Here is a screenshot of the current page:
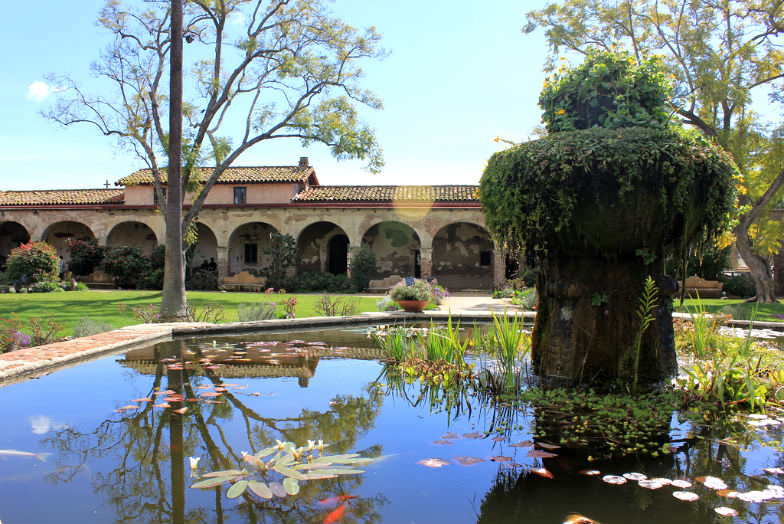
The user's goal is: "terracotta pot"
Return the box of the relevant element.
[396,299,430,313]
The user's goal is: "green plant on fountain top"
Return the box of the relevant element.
[191,439,374,500]
[479,50,738,387]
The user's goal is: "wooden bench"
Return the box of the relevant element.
[221,271,266,292]
[684,275,723,299]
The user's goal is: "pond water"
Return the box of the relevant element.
[1,326,783,524]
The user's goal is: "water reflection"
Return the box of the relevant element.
[43,339,386,523]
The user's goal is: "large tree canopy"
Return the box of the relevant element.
[47,0,385,315]
[524,0,784,301]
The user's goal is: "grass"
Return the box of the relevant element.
[673,298,784,322]
[0,291,380,337]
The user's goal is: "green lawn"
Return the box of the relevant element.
[673,298,784,322]
[0,291,381,337]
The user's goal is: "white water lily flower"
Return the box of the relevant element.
[189,456,200,470]
[307,440,316,451]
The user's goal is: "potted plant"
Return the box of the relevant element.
[389,279,432,312]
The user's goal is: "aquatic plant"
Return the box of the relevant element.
[373,326,416,363]
[191,440,375,500]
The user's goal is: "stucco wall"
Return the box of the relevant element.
[124,183,300,206]
[432,222,494,289]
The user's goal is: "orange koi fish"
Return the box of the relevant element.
[323,503,347,524]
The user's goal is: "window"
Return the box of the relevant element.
[153,187,167,206]
[234,186,247,204]
[244,243,258,264]
[480,250,492,266]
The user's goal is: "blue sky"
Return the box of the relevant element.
[0,0,550,190]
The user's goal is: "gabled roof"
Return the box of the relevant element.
[0,189,124,206]
[292,185,480,203]
[116,166,316,186]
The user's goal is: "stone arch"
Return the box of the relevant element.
[432,222,495,289]
[296,221,349,275]
[227,222,279,275]
[106,221,158,253]
[0,221,31,267]
[361,221,422,279]
[188,223,218,269]
[41,221,95,260]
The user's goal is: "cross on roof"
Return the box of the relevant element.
[104,180,110,189]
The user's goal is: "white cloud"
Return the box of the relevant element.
[26,81,64,102]
[29,415,52,434]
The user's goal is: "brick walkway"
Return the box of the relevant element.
[0,323,193,383]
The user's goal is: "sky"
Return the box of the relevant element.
[0,0,551,191]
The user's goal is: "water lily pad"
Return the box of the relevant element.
[510,440,534,448]
[453,456,484,466]
[442,432,460,439]
[672,491,699,502]
[622,472,647,481]
[201,469,246,478]
[302,472,339,480]
[283,477,300,496]
[638,479,667,490]
[697,476,728,490]
[716,489,738,498]
[227,480,249,499]
[531,467,554,479]
[535,442,560,451]
[432,439,454,446]
[671,480,692,489]
[491,436,506,442]
[714,507,738,517]
[527,450,558,459]
[602,475,627,485]
[490,455,511,462]
[269,481,288,498]
[273,466,308,481]
[579,470,601,476]
[248,480,273,499]
[463,432,484,439]
[191,476,234,489]
[418,458,450,468]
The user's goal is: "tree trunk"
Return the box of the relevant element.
[733,167,784,303]
[161,0,187,319]
[531,252,678,387]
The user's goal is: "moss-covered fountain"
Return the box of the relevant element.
[480,51,738,387]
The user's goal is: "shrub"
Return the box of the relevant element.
[430,281,449,305]
[720,273,756,298]
[6,241,59,284]
[185,303,225,324]
[74,281,90,291]
[519,267,539,288]
[293,271,352,292]
[512,288,538,310]
[66,239,105,276]
[31,280,66,293]
[187,268,220,290]
[264,233,299,289]
[350,245,376,291]
[101,245,151,288]
[314,296,359,317]
[237,302,277,321]
[73,315,114,338]
[390,279,432,301]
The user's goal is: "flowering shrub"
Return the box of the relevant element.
[122,303,161,323]
[101,246,152,288]
[430,280,449,305]
[280,297,297,319]
[6,242,59,284]
[66,239,105,276]
[0,314,63,352]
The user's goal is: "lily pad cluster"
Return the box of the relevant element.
[191,440,374,500]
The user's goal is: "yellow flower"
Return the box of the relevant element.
[494,136,500,143]
[555,109,566,115]
[669,73,676,80]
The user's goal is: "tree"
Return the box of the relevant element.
[524,0,784,302]
[47,0,384,316]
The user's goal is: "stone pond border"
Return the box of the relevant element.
[0,309,779,387]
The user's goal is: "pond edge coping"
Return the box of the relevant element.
[0,309,780,387]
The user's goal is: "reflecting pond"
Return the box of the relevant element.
[0,327,783,523]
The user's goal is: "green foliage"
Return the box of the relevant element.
[480,127,737,259]
[481,311,531,392]
[540,50,672,133]
[101,245,153,289]
[72,315,114,338]
[511,288,538,310]
[631,276,658,393]
[313,296,359,317]
[186,268,219,291]
[6,242,59,284]
[389,279,432,301]
[264,233,299,289]
[66,239,105,276]
[236,302,278,322]
[349,244,376,291]
[720,273,756,298]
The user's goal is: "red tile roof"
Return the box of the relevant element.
[0,189,124,206]
[117,166,315,186]
[292,185,479,202]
